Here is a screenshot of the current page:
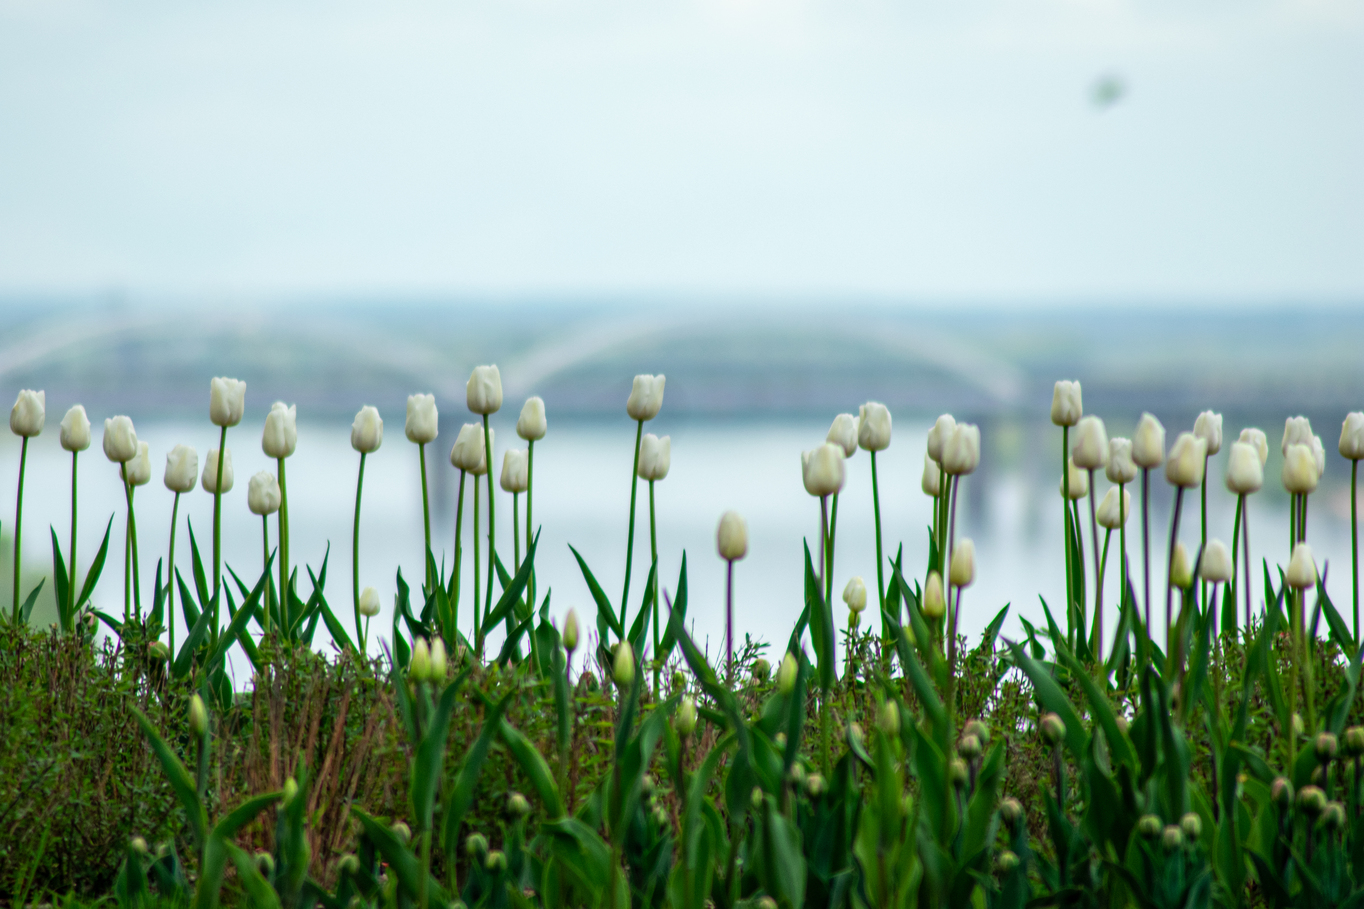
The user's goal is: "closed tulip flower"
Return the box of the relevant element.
[942,423,981,475]
[843,576,867,613]
[1072,416,1108,470]
[802,443,846,497]
[1226,441,1264,494]
[676,697,698,736]
[717,510,748,561]
[1283,416,1313,455]
[1311,435,1326,478]
[1287,542,1317,589]
[261,402,297,458]
[927,414,956,463]
[410,638,432,681]
[359,586,381,617]
[626,374,665,421]
[1097,486,1132,529]
[60,404,91,452]
[9,389,44,437]
[103,416,138,463]
[950,539,976,588]
[1165,433,1208,488]
[470,428,494,476]
[637,433,671,481]
[826,414,858,458]
[921,452,942,496]
[201,448,233,493]
[1061,457,1088,499]
[1133,413,1166,469]
[405,393,438,444]
[563,607,580,651]
[1200,539,1232,583]
[858,402,891,452]
[1341,413,1364,460]
[248,471,281,515]
[613,641,636,687]
[209,377,246,428]
[350,405,383,453]
[517,396,547,441]
[1051,380,1082,427]
[1194,411,1223,455]
[1169,543,1193,589]
[500,449,529,493]
[450,423,487,472]
[1107,438,1137,484]
[467,365,503,415]
[127,441,152,487]
[1283,443,1319,494]
[164,445,198,493]
[922,571,945,620]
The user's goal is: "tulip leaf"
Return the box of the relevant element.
[804,541,835,693]
[352,807,446,906]
[206,552,272,672]
[173,598,215,678]
[188,520,211,607]
[75,515,114,611]
[50,527,69,628]
[411,667,471,832]
[18,578,44,624]
[497,715,564,819]
[486,530,539,630]
[225,842,282,909]
[444,692,513,872]
[570,543,623,639]
[130,705,206,849]
[657,553,688,661]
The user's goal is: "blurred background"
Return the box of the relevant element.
[0,0,1361,666]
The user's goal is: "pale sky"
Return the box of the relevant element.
[0,0,1360,301]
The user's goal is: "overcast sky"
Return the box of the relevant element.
[0,0,1360,303]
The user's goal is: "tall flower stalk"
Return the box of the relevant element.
[122,442,151,623]
[350,405,384,651]
[163,444,198,651]
[199,445,233,640]
[1051,382,1082,632]
[941,422,980,669]
[1106,437,1137,650]
[467,366,504,645]
[262,402,297,618]
[406,394,439,590]
[858,403,892,648]
[103,416,139,625]
[621,375,664,635]
[450,422,486,641]
[717,511,748,675]
[517,397,547,609]
[1073,415,1108,658]
[9,389,43,621]
[1341,413,1364,641]
[208,377,246,597]
[1226,432,1265,633]
[59,405,90,632]
[637,433,670,693]
[1193,411,1223,615]
[1133,413,1166,635]
[1164,432,1207,646]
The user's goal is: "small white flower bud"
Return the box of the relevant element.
[1169,543,1192,589]
[626,374,665,421]
[517,396,547,441]
[126,441,152,487]
[927,414,956,462]
[802,443,845,497]
[1071,416,1108,470]
[359,586,381,618]
[467,365,503,415]
[1193,411,1223,455]
[209,377,246,428]
[60,404,91,452]
[942,424,980,476]
[922,572,945,620]
[1239,427,1269,466]
[350,406,383,454]
[717,511,748,561]
[405,393,439,444]
[1342,413,1364,461]
[103,415,138,463]
[201,448,233,493]
[1200,539,1232,583]
[9,389,44,437]
[450,423,487,472]
[562,608,580,651]
[613,641,636,687]
[1061,457,1088,500]
[637,434,671,481]
[1096,486,1131,529]
[842,576,867,613]
[777,652,798,695]
[410,638,432,681]
[1165,433,1208,488]
[1225,441,1264,495]
[921,452,942,497]
[189,694,209,737]
[676,697,698,736]
[1287,543,1317,590]
[1050,381,1082,427]
[1106,437,1137,484]
[826,413,858,458]
[262,402,298,459]
[500,449,529,493]
[247,471,281,515]
[857,402,891,452]
[429,637,447,683]
[1283,416,1313,456]
[949,539,975,588]
[1132,413,1166,469]
[1282,443,1319,494]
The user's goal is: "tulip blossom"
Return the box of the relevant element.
[127,441,152,487]
[209,377,246,428]
[201,449,234,493]
[717,511,748,561]
[467,365,503,415]
[1097,487,1132,530]
[927,414,956,462]
[262,402,298,459]
[1051,381,1082,427]
[626,374,665,421]
[1061,458,1088,500]
[248,471,281,516]
[1283,416,1313,456]
[1072,416,1108,470]
[103,416,138,463]
[1165,433,1208,489]
[60,405,91,452]
[405,393,439,445]
[802,444,845,497]
[517,397,547,441]
[1283,444,1319,495]
[10,389,44,438]
[921,452,941,496]
[637,434,672,481]
[1226,442,1263,494]
[1133,414,1166,469]
[826,414,857,458]
[857,402,891,452]
[1201,539,1232,583]
[1106,438,1136,484]
[942,424,980,476]
[950,540,976,588]
[1287,543,1317,590]
[351,406,383,453]
[500,449,529,493]
[1193,411,1223,456]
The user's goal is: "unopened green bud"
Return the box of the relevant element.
[641,775,656,796]
[848,723,865,749]
[671,670,686,692]
[788,762,806,788]
[1040,713,1066,746]
[959,734,982,761]
[189,694,209,737]
[563,608,580,652]
[613,642,636,688]
[999,798,1023,829]
[751,786,764,810]
[923,572,945,620]
[950,758,968,787]
[777,653,798,695]
[410,639,431,682]
[1323,801,1346,830]
[756,897,778,909]
[429,638,447,684]
[1180,812,1201,841]
[1161,825,1183,851]
[148,641,169,662]
[1272,777,1293,808]
[130,836,148,855]
[507,792,530,818]
[675,697,698,737]
[282,777,299,807]
[996,850,1019,873]
[879,700,900,738]
[774,732,787,750]
[1298,785,1327,815]
[752,658,770,683]
[1316,732,1339,762]
[1292,713,1305,738]
[255,851,275,877]
[654,806,670,827]
[465,832,488,858]
[1137,814,1162,839]
[485,850,506,872]
[1346,726,1364,756]
[391,821,411,845]
[806,773,826,798]
[337,854,360,876]
[1115,715,1130,736]
[963,719,990,747]
[902,624,916,649]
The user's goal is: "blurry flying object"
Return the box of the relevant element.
[1091,73,1127,110]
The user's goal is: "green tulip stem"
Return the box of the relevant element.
[870,450,886,655]
[482,414,496,635]
[1241,495,1252,633]
[1200,454,1209,617]
[1118,481,1127,650]
[1165,486,1185,653]
[649,478,659,698]
[473,478,481,652]
[167,490,180,654]
[725,559,735,678]
[419,442,431,591]
[1087,468,1101,662]
[68,449,79,631]
[1061,425,1071,638]
[276,456,289,632]
[11,435,26,623]
[1354,459,1360,643]
[1229,495,1243,638]
[452,469,466,639]
[122,465,131,626]
[261,514,270,578]
[946,475,961,684]
[526,439,535,610]
[212,425,227,598]
[1141,467,1151,637]
[827,492,839,609]
[513,491,521,572]
[621,419,643,635]
[352,451,367,652]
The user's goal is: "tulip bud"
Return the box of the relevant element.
[465,365,504,415]
[927,414,956,462]
[1137,814,1162,839]
[130,835,149,855]
[826,413,858,458]
[1312,434,1326,478]
[9,389,44,437]
[1323,801,1346,831]
[787,760,803,786]
[996,850,1019,873]
[465,832,488,858]
[1287,542,1317,589]
[1298,785,1326,815]
[1061,457,1088,500]
[500,448,529,493]
[359,586,381,618]
[1072,416,1108,470]
[842,576,867,614]
[1000,797,1023,828]
[878,699,900,737]
[410,638,432,681]
[1050,380,1082,427]
[1161,825,1183,851]
[507,791,531,817]
[450,423,487,472]
[1040,712,1065,746]
[751,786,764,811]
[148,640,169,661]
[1165,433,1208,488]
[1235,427,1268,466]
[1283,416,1313,455]
[963,719,990,746]
[1132,413,1166,469]
[752,658,770,683]
[1345,726,1364,756]
[189,694,208,737]
[613,641,635,688]
[126,441,152,487]
[562,608,580,652]
[1282,443,1318,494]
[405,393,439,445]
[1104,437,1136,485]
[209,377,246,428]
[1178,812,1201,841]
[1096,486,1131,530]
[676,696,698,737]
[1225,441,1264,494]
[261,402,298,459]
[1168,543,1192,590]
[1316,732,1339,761]
[517,396,547,441]
[1193,411,1223,455]
[103,416,138,463]
[716,510,748,561]
[1272,777,1293,807]
[1199,539,1232,583]
[1115,715,1129,735]
[1341,413,1364,461]
[959,734,981,760]
[59,404,91,452]
[282,776,299,807]
[637,434,671,481]
[950,758,968,787]
[248,471,281,516]
[484,849,507,872]
[756,897,777,909]
[391,821,412,844]
[921,452,942,497]
[950,539,976,588]
[201,448,233,494]
[429,638,447,682]
[858,402,892,452]
[626,373,665,421]
[1293,712,1305,738]
[806,773,826,798]
[942,423,981,476]
[777,653,798,695]
[350,405,383,454]
[802,443,845,497]
[164,444,198,493]
[923,572,945,620]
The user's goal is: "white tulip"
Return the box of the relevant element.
[1238,427,1269,466]
[517,396,547,441]
[927,414,956,463]
[626,374,665,421]
[1132,413,1166,469]
[843,576,867,613]
[9,389,44,437]
[1072,416,1108,470]
[637,433,671,481]
[1282,443,1318,494]
[351,405,383,453]
[201,448,234,493]
[1282,416,1313,456]
[470,429,494,476]
[1165,433,1208,488]
[826,414,858,458]
[164,444,199,493]
[467,365,503,415]
[922,571,945,620]
[1225,441,1263,494]
[858,402,892,452]
[248,470,281,515]
[59,404,91,452]
[1193,411,1223,455]
[1051,380,1082,427]
[1286,543,1317,589]
[1061,457,1088,499]
[261,402,297,459]
[126,441,152,487]
[1311,435,1326,478]
[802,443,845,497]
[921,452,942,497]
[405,393,439,444]
[103,416,138,463]
[1200,539,1232,583]
[1169,543,1193,589]
[1096,486,1132,529]
[450,423,487,472]
[942,423,980,476]
[500,448,529,493]
[1106,438,1137,484]
[359,586,382,617]
[717,511,748,561]
[949,539,976,588]
[209,377,246,428]
[1341,413,1364,461]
